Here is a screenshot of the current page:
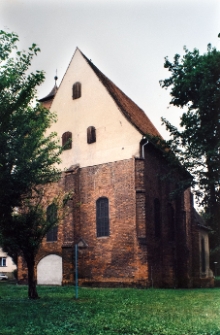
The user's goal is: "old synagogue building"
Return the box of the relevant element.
[17,48,213,288]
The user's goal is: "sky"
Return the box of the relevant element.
[1,0,220,138]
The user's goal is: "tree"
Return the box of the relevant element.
[0,30,62,298]
[1,190,68,299]
[159,44,220,262]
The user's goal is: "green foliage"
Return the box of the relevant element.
[0,30,61,224]
[0,285,220,335]
[159,44,220,258]
[3,194,57,260]
[0,30,62,298]
[160,45,220,205]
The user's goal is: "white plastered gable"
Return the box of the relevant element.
[48,48,142,170]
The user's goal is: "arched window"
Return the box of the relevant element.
[201,238,206,273]
[72,82,81,99]
[46,203,58,242]
[87,126,96,144]
[154,198,161,238]
[62,131,72,150]
[167,203,175,241]
[96,197,109,237]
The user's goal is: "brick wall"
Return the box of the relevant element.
[17,146,214,287]
[76,158,148,286]
[135,158,146,239]
[17,177,65,284]
[143,143,193,287]
[18,158,150,286]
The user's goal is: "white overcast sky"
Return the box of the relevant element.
[1,0,220,138]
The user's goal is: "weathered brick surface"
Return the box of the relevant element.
[143,144,175,287]
[143,143,213,288]
[17,149,213,288]
[135,158,145,190]
[17,158,149,286]
[17,177,65,283]
[135,158,146,239]
[77,158,148,286]
[136,192,146,238]
[62,246,74,284]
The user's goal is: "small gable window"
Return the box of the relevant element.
[62,131,72,150]
[87,126,96,144]
[154,198,161,238]
[46,203,58,242]
[72,82,81,99]
[96,197,109,237]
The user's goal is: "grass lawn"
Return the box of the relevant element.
[0,284,220,335]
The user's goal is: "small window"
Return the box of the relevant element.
[62,131,72,150]
[72,82,81,99]
[201,238,206,273]
[96,197,109,237]
[87,126,96,144]
[46,226,58,242]
[0,257,6,267]
[154,198,161,238]
[46,204,58,242]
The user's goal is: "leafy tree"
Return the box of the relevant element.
[0,30,62,298]
[2,190,68,299]
[159,44,220,263]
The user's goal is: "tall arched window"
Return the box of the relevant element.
[154,198,161,238]
[167,203,175,241]
[72,82,81,99]
[96,197,109,237]
[201,238,206,273]
[46,203,58,242]
[62,131,72,150]
[87,126,96,144]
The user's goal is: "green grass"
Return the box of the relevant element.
[0,284,220,335]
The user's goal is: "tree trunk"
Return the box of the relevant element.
[27,260,39,299]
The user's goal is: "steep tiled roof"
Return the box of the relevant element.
[80,50,161,137]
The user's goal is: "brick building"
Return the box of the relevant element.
[18,48,213,288]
